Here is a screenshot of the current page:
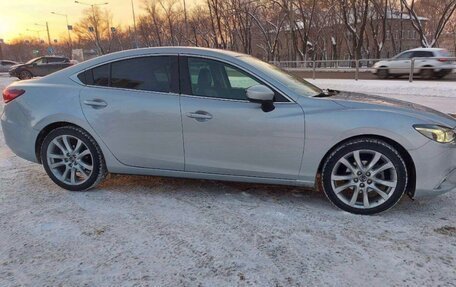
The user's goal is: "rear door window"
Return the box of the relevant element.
[412,51,433,58]
[77,56,177,92]
[111,57,172,93]
[47,57,66,63]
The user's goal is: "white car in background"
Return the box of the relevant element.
[372,48,454,79]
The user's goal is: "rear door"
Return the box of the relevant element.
[179,56,305,179]
[412,51,434,73]
[30,58,49,76]
[46,57,68,74]
[79,55,184,170]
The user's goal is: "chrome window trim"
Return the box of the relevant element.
[80,83,180,98]
[180,93,296,105]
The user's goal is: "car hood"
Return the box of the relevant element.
[9,64,24,70]
[330,91,456,128]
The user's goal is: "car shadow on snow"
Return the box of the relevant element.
[86,173,446,216]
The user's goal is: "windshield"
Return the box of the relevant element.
[25,57,41,64]
[239,56,322,97]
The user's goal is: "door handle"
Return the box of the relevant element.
[83,99,108,108]
[186,111,213,121]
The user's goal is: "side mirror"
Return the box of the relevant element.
[246,85,275,112]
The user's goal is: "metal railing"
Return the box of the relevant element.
[272,57,456,82]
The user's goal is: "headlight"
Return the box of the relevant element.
[414,124,456,143]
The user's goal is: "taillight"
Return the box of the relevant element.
[2,88,25,103]
[438,58,449,62]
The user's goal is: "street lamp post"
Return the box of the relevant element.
[26,28,43,39]
[51,12,73,50]
[74,1,109,55]
[35,22,51,47]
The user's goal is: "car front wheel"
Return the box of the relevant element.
[376,68,389,79]
[322,138,408,215]
[19,70,33,80]
[41,126,107,191]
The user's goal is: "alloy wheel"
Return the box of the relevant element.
[46,135,94,185]
[330,149,397,209]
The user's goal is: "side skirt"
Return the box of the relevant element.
[108,165,314,188]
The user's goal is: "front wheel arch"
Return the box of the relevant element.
[18,69,33,79]
[315,135,416,198]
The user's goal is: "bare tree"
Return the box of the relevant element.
[401,0,456,47]
[339,0,370,60]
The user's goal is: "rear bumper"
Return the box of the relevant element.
[409,140,456,198]
[1,102,39,163]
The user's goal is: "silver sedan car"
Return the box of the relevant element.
[2,47,456,214]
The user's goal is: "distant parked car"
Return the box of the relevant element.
[0,60,19,73]
[372,48,455,79]
[9,56,74,80]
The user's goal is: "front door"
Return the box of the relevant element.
[390,51,413,74]
[80,55,184,170]
[179,56,305,179]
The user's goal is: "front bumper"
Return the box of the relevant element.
[8,70,19,78]
[409,140,456,198]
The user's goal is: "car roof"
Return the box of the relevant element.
[43,55,68,58]
[406,47,446,52]
[42,47,248,80]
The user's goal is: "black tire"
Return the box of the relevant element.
[321,138,408,215]
[40,126,107,191]
[19,70,33,80]
[376,68,389,79]
[420,67,434,80]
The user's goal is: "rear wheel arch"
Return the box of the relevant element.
[316,134,416,198]
[35,122,93,164]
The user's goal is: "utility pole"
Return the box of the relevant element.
[51,12,73,51]
[0,39,4,60]
[183,0,189,46]
[75,1,109,55]
[46,22,51,47]
[35,22,52,54]
[131,0,139,48]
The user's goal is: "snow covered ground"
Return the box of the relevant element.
[0,75,455,286]
[308,78,456,114]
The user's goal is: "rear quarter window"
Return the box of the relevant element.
[77,64,110,86]
[437,50,450,57]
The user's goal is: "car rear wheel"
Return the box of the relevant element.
[322,138,407,215]
[420,68,434,80]
[41,126,107,191]
[19,70,32,80]
[377,68,389,79]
